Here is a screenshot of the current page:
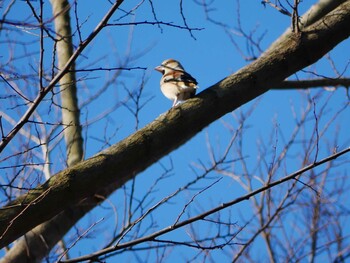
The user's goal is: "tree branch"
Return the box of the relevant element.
[0,0,124,154]
[62,147,350,263]
[273,78,350,90]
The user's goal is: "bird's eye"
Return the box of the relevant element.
[162,70,165,74]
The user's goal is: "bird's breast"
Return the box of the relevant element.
[160,82,180,100]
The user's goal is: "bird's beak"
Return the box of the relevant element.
[154,65,163,72]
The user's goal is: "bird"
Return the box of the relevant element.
[155,59,198,107]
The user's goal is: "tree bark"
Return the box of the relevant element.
[0,0,349,253]
[51,0,83,166]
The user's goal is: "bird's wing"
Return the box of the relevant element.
[164,70,198,87]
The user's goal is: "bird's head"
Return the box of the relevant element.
[155,59,185,74]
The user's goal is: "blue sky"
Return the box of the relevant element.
[1,0,350,262]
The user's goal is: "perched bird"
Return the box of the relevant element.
[155,59,198,107]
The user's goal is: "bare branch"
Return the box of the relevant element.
[60,147,350,262]
[261,0,292,16]
[273,78,350,90]
[106,20,204,31]
[0,0,125,153]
